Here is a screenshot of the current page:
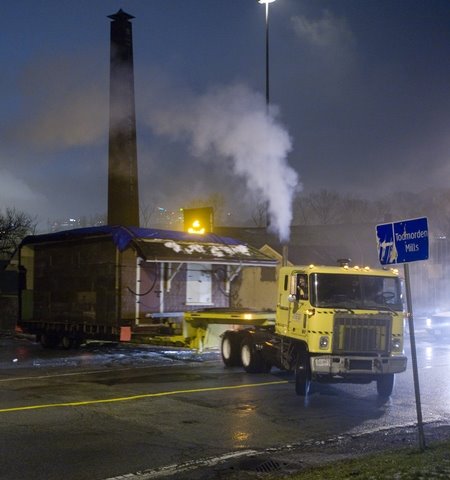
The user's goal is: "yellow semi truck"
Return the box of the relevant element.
[216,262,407,397]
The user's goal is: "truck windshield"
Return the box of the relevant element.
[310,273,403,311]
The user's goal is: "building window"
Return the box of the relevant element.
[260,267,276,282]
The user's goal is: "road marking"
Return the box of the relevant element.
[0,365,158,383]
[0,380,288,413]
[103,449,262,479]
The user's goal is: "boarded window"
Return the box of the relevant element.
[260,267,276,282]
[186,264,212,305]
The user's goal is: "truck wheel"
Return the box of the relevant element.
[295,353,311,396]
[221,332,241,367]
[377,374,395,398]
[241,336,264,373]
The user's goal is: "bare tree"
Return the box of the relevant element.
[369,199,393,224]
[293,191,396,226]
[340,194,386,224]
[140,202,159,228]
[292,192,310,225]
[419,188,450,236]
[304,190,342,225]
[0,208,36,257]
[250,200,268,227]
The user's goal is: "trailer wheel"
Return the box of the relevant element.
[221,332,241,367]
[61,335,73,350]
[240,336,267,373]
[40,333,58,349]
[377,374,395,398]
[295,353,311,396]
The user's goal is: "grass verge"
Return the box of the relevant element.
[278,439,450,480]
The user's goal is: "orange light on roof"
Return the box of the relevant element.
[183,207,213,234]
[187,220,205,234]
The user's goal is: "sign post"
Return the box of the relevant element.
[376,217,428,452]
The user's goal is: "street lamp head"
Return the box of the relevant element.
[258,0,276,4]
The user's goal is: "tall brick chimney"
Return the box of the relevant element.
[107,9,139,227]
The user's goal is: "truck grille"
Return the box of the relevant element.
[333,314,391,355]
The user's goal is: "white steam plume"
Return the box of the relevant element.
[0,170,39,203]
[143,83,300,242]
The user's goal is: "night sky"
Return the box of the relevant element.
[1,0,450,235]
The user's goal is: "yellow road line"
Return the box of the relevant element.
[0,380,288,413]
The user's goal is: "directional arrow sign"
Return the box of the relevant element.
[376,217,429,265]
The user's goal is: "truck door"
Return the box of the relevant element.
[277,272,308,335]
[291,273,309,338]
[276,273,291,334]
[288,273,309,337]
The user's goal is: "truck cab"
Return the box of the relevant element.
[280,265,406,389]
[221,262,408,398]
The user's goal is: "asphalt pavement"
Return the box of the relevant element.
[2,328,450,480]
[143,421,450,479]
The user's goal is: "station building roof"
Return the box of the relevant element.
[21,225,278,267]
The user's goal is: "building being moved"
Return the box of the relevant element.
[18,226,277,348]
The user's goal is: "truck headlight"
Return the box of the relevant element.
[391,337,402,352]
[319,336,329,349]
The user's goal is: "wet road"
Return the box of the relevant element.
[0,328,449,480]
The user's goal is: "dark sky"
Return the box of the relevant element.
[1,0,450,235]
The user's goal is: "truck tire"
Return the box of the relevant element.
[377,374,395,398]
[221,332,241,367]
[295,353,311,396]
[240,336,267,373]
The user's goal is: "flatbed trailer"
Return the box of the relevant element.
[184,308,275,327]
[138,309,276,350]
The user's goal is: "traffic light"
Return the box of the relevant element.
[183,207,214,234]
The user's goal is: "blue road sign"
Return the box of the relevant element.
[376,217,429,265]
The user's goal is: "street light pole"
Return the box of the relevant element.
[258,0,286,258]
[258,0,276,108]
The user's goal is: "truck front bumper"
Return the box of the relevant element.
[311,355,407,378]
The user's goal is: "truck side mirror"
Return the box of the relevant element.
[288,294,297,303]
[289,275,299,302]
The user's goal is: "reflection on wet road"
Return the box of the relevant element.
[0,330,449,480]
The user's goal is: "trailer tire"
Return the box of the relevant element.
[240,336,268,373]
[40,333,58,349]
[61,335,73,350]
[377,373,395,398]
[295,353,311,396]
[221,332,241,367]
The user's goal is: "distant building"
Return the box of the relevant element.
[49,216,106,233]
